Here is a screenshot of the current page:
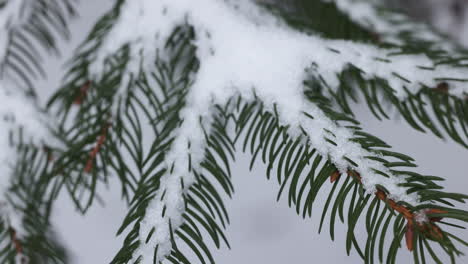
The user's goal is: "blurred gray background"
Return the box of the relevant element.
[388,0,468,46]
[36,1,468,263]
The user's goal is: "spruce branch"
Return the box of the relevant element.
[235,94,468,264]
[268,0,468,148]
[43,0,468,263]
[0,0,76,262]
[0,143,69,264]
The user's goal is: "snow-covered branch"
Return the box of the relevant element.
[76,0,468,262]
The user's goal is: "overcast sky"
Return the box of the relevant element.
[36,1,468,263]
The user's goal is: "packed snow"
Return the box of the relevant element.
[87,0,468,262]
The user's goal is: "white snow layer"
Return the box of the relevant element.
[0,0,52,248]
[89,0,468,262]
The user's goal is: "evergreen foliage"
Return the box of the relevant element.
[0,0,76,262]
[1,0,467,263]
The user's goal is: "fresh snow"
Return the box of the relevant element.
[88,0,468,262]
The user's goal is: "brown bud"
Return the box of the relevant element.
[375,189,387,200]
[330,170,341,183]
[435,82,449,94]
[405,220,414,251]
